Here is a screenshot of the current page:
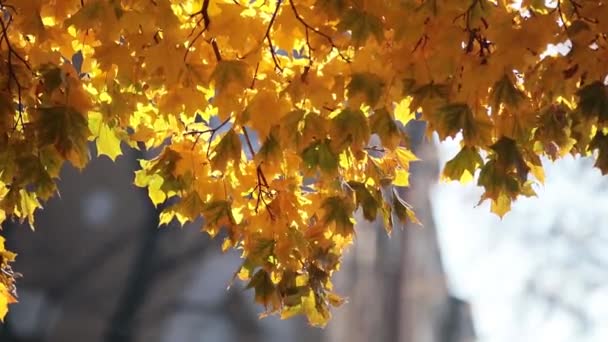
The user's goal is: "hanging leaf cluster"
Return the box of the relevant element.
[0,0,608,325]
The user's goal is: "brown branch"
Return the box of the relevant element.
[241,126,275,220]
[242,125,256,157]
[288,0,351,62]
[185,0,212,61]
[184,116,232,156]
[210,39,222,61]
[363,145,386,153]
[556,0,569,28]
[264,0,284,72]
[453,0,483,29]
[252,165,275,220]
[300,27,314,82]
[250,62,260,88]
[0,8,32,132]
[412,33,429,53]
[190,0,211,28]
[555,0,586,28]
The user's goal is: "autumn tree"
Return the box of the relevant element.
[0,0,606,326]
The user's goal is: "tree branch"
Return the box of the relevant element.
[242,126,256,158]
[0,6,33,132]
[184,116,232,156]
[253,164,275,220]
[185,0,213,61]
[288,0,351,62]
[264,0,284,72]
[191,0,211,29]
[241,127,275,220]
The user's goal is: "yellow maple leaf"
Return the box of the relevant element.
[0,283,11,322]
[88,112,123,161]
[0,236,17,322]
[393,168,410,187]
[394,98,415,125]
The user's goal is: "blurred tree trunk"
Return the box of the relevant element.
[327,125,476,342]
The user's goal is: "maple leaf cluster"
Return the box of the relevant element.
[0,0,607,325]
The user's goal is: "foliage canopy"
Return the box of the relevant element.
[0,0,607,325]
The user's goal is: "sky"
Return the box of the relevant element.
[432,137,608,342]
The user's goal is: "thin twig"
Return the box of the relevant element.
[264,0,284,72]
[190,0,211,25]
[241,126,275,220]
[0,8,32,132]
[210,39,222,61]
[250,62,260,88]
[242,126,256,157]
[252,165,275,220]
[184,116,232,156]
[185,0,212,61]
[288,0,350,62]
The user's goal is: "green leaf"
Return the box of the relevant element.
[174,191,204,223]
[347,181,379,221]
[490,136,530,182]
[316,0,349,17]
[255,127,282,165]
[577,81,608,122]
[338,9,384,46]
[409,82,449,110]
[301,140,339,175]
[245,237,276,267]
[347,72,385,107]
[442,146,484,183]
[35,106,91,169]
[38,146,64,179]
[370,108,401,150]
[39,64,63,93]
[150,148,180,178]
[331,108,370,152]
[391,188,420,226]
[14,155,56,201]
[477,159,529,218]
[589,130,608,175]
[534,104,572,158]
[435,103,493,146]
[301,113,328,148]
[211,129,242,172]
[491,74,526,110]
[64,0,105,30]
[321,196,354,236]
[201,200,236,236]
[436,103,470,138]
[246,270,280,310]
[211,60,249,93]
[401,78,417,95]
[279,109,305,150]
